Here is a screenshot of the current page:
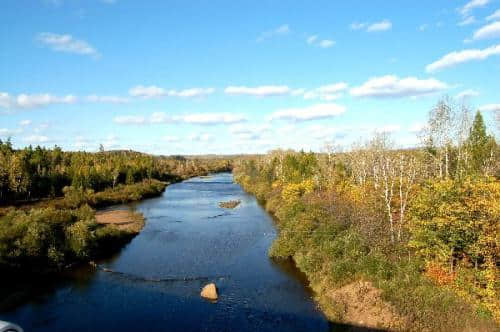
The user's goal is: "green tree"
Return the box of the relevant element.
[467,111,490,173]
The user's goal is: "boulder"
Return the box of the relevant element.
[201,283,218,300]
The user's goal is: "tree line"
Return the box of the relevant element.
[0,144,232,203]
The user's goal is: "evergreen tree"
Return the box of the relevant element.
[467,111,489,173]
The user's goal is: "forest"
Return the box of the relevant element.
[0,145,232,272]
[234,98,499,331]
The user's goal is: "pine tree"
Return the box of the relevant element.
[467,111,489,173]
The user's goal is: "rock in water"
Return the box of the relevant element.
[201,283,218,300]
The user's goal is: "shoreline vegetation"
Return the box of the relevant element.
[234,103,498,331]
[0,145,232,275]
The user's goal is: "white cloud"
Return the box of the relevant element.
[113,115,146,125]
[479,103,500,112]
[19,120,32,126]
[179,113,247,125]
[270,103,346,121]
[37,32,99,58]
[0,92,77,110]
[163,136,180,143]
[318,39,335,48]
[408,122,427,133]
[224,85,291,97]
[189,133,214,142]
[456,89,480,98]
[0,128,22,136]
[351,20,392,32]
[419,24,429,31]
[150,112,170,124]
[86,95,130,103]
[114,112,247,126]
[459,0,490,16]
[229,123,270,141]
[366,20,392,32]
[306,35,318,44]
[473,21,500,39]
[128,85,214,98]
[23,135,50,143]
[350,75,447,98]
[303,82,349,101]
[426,44,500,72]
[129,85,166,98]
[350,22,366,30]
[486,9,500,21]
[167,88,215,98]
[257,24,290,42]
[458,16,477,26]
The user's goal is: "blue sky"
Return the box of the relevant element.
[1,0,499,155]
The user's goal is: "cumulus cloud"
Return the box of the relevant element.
[350,75,447,98]
[189,133,214,142]
[480,104,500,112]
[303,82,349,101]
[425,44,500,72]
[318,40,335,48]
[128,85,214,99]
[418,24,429,31]
[224,85,291,97]
[168,88,215,98]
[306,35,335,48]
[456,89,480,98]
[113,115,146,125]
[408,122,427,133]
[486,9,500,21]
[163,136,180,143]
[86,95,130,103]
[367,20,392,32]
[350,20,392,32]
[458,16,477,26]
[0,92,77,110]
[459,0,490,16]
[129,85,166,98]
[0,128,23,136]
[179,113,247,125]
[150,112,170,124]
[228,123,271,141]
[257,24,290,42]
[37,32,99,58]
[306,35,318,44]
[270,103,346,121]
[350,22,366,30]
[473,21,500,40]
[23,135,50,143]
[114,112,247,126]
[19,120,32,126]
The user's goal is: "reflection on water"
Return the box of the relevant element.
[0,173,331,331]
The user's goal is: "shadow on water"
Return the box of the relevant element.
[0,173,390,332]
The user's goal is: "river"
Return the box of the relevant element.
[0,173,331,331]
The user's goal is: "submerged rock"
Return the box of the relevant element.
[201,283,218,300]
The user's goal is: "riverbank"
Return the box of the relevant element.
[233,169,498,332]
[0,180,170,274]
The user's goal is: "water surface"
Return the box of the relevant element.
[1,173,330,331]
